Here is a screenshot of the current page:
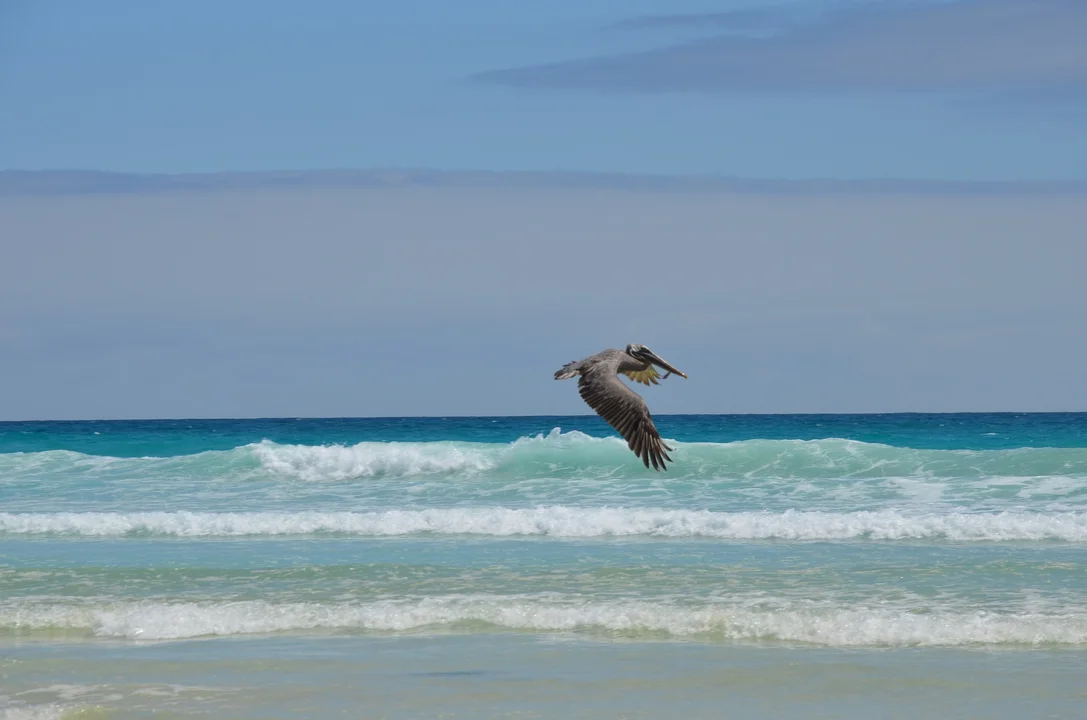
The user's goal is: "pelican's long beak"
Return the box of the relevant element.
[643,349,688,379]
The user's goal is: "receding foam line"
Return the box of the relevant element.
[2,508,1086,541]
[3,598,1085,646]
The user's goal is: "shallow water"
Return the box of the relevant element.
[2,414,1086,717]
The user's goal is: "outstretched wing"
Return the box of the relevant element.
[623,366,661,386]
[577,367,673,471]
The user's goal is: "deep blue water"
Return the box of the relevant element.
[4,412,1087,457]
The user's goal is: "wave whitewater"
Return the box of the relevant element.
[0,706,81,720]
[3,597,1085,646]
[2,508,1085,541]
[2,430,1087,482]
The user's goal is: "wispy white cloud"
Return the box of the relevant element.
[475,0,1087,101]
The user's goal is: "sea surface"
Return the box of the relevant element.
[2,413,1086,718]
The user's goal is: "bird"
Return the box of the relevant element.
[554,344,688,471]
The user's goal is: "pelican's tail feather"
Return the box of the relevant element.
[554,361,582,380]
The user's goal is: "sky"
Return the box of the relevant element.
[1,0,1086,419]
[1,0,1086,180]
[3,186,1085,419]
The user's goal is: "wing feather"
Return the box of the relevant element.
[623,366,661,386]
[577,368,673,471]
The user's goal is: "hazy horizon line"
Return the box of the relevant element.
[4,168,1087,196]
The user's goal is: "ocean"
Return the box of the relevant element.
[2,413,1086,719]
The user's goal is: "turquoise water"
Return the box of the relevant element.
[2,414,1086,718]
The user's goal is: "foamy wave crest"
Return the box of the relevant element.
[4,430,1087,482]
[247,430,644,480]
[4,598,1086,646]
[3,508,1085,541]
[0,707,84,720]
[248,439,498,480]
[252,431,1087,481]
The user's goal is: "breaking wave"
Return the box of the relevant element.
[2,430,1087,482]
[3,508,1085,541]
[0,706,85,720]
[3,597,1085,646]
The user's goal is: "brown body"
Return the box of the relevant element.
[554,344,688,471]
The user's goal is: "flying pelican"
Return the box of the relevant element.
[554,344,688,471]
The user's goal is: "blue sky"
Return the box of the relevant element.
[2,0,1085,180]
[2,0,1086,419]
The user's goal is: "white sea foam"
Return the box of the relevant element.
[3,597,1085,646]
[6,430,1087,485]
[3,431,1087,488]
[2,508,1086,541]
[246,433,1087,481]
[0,706,81,720]
[248,439,498,480]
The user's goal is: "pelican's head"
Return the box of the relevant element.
[625,344,688,378]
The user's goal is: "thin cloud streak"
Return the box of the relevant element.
[476,0,1087,98]
[605,0,921,35]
